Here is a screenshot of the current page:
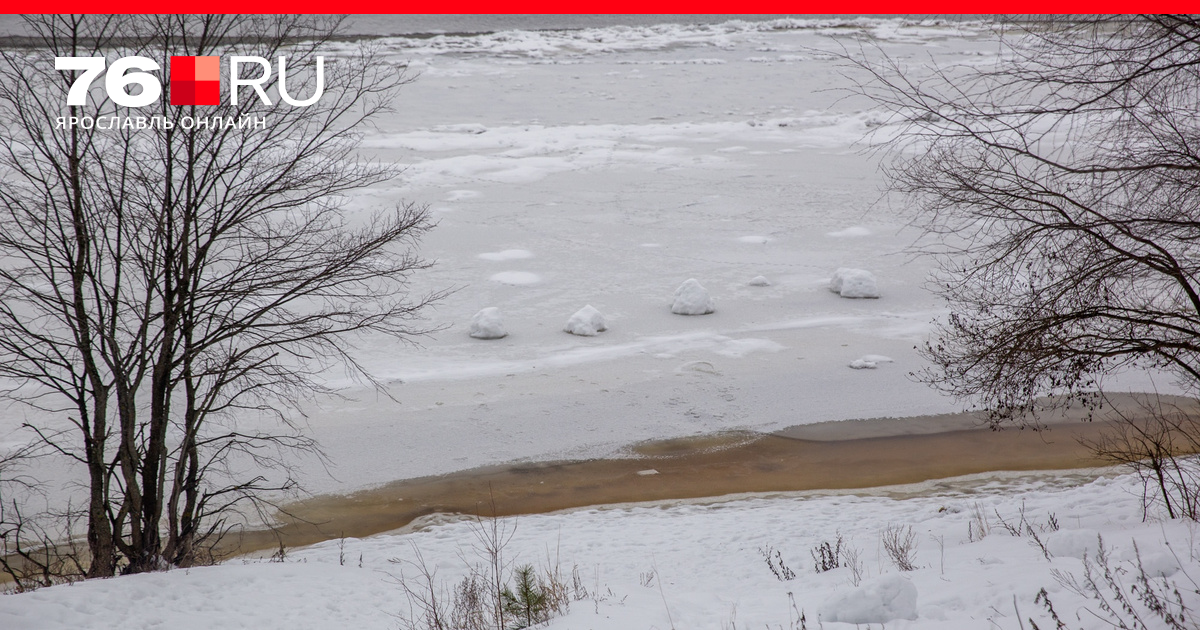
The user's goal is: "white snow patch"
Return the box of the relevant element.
[489,271,542,285]
[431,123,488,134]
[737,235,773,244]
[1045,529,1102,560]
[850,354,894,369]
[827,226,872,237]
[445,189,480,201]
[713,338,785,358]
[1139,551,1182,578]
[671,279,716,315]
[748,275,771,286]
[564,305,608,337]
[830,268,880,299]
[468,307,508,339]
[821,575,918,624]
[477,249,535,261]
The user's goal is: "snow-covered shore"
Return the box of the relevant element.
[2,469,1192,629]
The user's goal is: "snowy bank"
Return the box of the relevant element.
[1,471,1192,630]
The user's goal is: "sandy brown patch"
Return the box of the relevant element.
[221,394,1200,558]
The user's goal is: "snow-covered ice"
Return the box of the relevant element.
[563,304,608,336]
[6,16,1179,500]
[477,248,534,261]
[3,25,1194,627]
[488,270,542,285]
[827,226,872,238]
[830,267,880,299]
[671,278,716,315]
[736,235,772,244]
[468,307,508,339]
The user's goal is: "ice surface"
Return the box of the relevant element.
[737,235,772,244]
[468,307,507,339]
[830,267,880,299]
[489,271,541,285]
[564,305,607,336]
[670,278,715,315]
[821,575,918,624]
[4,15,1187,516]
[827,226,872,237]
[477,249,534,261]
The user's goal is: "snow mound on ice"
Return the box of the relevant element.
[478,249,534,261]
[469,307,508,340]
[830,268,879,299]
[748,275,771,286]
[490,271,542,285]
[850,354,894,369]
[821,575,918,624]
[671,279,715,315]
[564,305,608,336]
[827,226,872,238]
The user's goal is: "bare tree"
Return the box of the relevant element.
[0,14,440,580]
[853,15,1200,427]
[1082,394,1200,520]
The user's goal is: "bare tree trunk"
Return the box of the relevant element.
[0,14,442,581]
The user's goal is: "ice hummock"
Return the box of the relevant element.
[469,307,508,339]
[671,279,715,315]
[830,268,880,299]
[849,354,894,369]
[564,305,608,336]
[748,275,771,286]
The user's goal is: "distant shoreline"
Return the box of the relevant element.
[0,15,991,41]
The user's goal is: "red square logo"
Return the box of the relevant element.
[170,56,219,106]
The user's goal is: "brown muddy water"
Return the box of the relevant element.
[222,394,1200,559]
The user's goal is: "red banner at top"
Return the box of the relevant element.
[0,6,1183,15]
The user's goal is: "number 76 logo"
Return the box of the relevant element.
[55,55,325,108]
